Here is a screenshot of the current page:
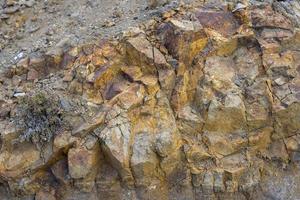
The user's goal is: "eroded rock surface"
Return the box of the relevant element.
[0,0,300,199]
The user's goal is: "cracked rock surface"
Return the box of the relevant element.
[0,0,300,199]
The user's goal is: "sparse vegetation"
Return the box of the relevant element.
[14,91,64,147]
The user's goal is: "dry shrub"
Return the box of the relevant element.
[14,91,64,147]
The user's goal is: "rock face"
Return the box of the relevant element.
[0,1,300,199]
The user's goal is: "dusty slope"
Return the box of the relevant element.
[0,0,202,69]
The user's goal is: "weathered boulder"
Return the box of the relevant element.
[68,146,98,179]
[130,133,159,187]
[273,103,300,139]
[68,137,100,192]
[250,4,293,30]
[99,109,135,186]
[158,19,208,67]
[196,8,241,37]
[126,34,169,69]
[204,95,246,133]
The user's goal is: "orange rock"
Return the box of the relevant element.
[158,19,208,66]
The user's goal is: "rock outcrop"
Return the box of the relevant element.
[0,0,300,199]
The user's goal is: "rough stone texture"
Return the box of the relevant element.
[0,0,300,199]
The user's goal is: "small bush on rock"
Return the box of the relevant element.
[14,92,64,147]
